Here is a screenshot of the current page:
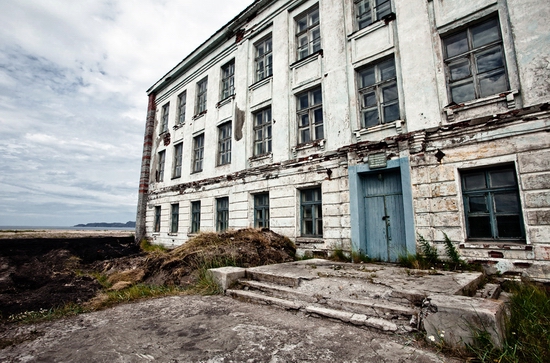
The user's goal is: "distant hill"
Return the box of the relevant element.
[74,221,136,228]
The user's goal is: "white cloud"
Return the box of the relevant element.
[0,0,253,226]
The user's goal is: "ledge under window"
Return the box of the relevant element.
[296,237,324,244]
[249,76,272,91]
[460,240,529,250]
[216,94,235,108]
[347,13,395,41]
[354,120,404,141]
[444,90,519,122]
[192,110,207,121]
[173,122,185,130]
[292,139,325,158]
[290,49,323,69]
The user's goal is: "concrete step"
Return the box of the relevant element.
[240,279,418,320]
[245,269,306,287]
[227,289,405,333]
[475,283,502,299]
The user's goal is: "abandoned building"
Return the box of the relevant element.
[136,0,550,280]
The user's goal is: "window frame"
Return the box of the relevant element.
[217,122,232,166]
[154,206,161,233]
[191,201,201,234]
[296,87,324,144]
[253,107,272,156]
[216,197,229,232]
[160,103,170,133]
[295,6,321,61]
[220,60,235,100]
[177,91,187,125]
[192,134,204,173]
[461,165,524,241]
[170,203,179,233]
[255,36,273,82]
[196,77,208,114]
[442,16,509,104]
[301,187,323,237]
[354,0,393,30]
[173,142,183,178]
[254,193,270,228]
[356,56,400,128]
[156,150,165,182]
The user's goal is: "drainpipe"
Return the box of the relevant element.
[135,93,156,243]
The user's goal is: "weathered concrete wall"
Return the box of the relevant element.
[141,0,550,277]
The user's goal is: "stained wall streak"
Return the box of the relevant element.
[135,93,157,243]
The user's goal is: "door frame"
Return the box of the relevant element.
[348,157,416,259]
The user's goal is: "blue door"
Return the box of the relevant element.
[362,170,407,261]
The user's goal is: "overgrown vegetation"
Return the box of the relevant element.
[398,233,471,271]
[467,281,550,363]
[5,228,296,324]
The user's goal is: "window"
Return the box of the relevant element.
[192,134,204,173]
[160,103,170,133]
[191,201,201,233]
[221,60,235,100]
[196,77,208,114]
[296,7,321,60]
[443,17,508,104]
[170,203,179,233]
[355,0,392,30]
[255,37,273,82]
[254,193,270,228]
[156,150,165,182]
[218,122,232,165]
[301,188,322,237]
[357,57,399,128]
[173,143,183,178]
[461,165,524,240]
[297,87,323,144]
[216,197,229,232]
[154,206,161,233]
[253,108,272,156]
[177,91,186,125]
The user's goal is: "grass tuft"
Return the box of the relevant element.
[467,281,550,363]
[139,238,167,253]
[7,303,88,324]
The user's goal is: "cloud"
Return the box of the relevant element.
[0,0,252,226]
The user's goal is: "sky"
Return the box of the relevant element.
[0,0,253,227]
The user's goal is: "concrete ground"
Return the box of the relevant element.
[0,295,464,363]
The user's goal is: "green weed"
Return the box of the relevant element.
[467,281,550,363]
[7,303,88,324]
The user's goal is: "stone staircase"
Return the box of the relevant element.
[211,259,507,348]
[228,278,419,333]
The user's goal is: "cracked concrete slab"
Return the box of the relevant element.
[0,295,459,363]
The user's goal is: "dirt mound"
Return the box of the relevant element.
[0,236,140,319]
[141,228,296,286]
[0,229,296,320]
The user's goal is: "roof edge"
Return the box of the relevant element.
[147,0,274,95]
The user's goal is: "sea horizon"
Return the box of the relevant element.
[0,225,135,231]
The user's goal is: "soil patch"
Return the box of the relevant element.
[0,236,140,319]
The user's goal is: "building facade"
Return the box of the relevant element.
[137,0,550,279]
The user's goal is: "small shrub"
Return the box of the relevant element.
[351,250,375,263]
[418,234,439,264]
[329,248,351,262]
[443,233,461,265]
